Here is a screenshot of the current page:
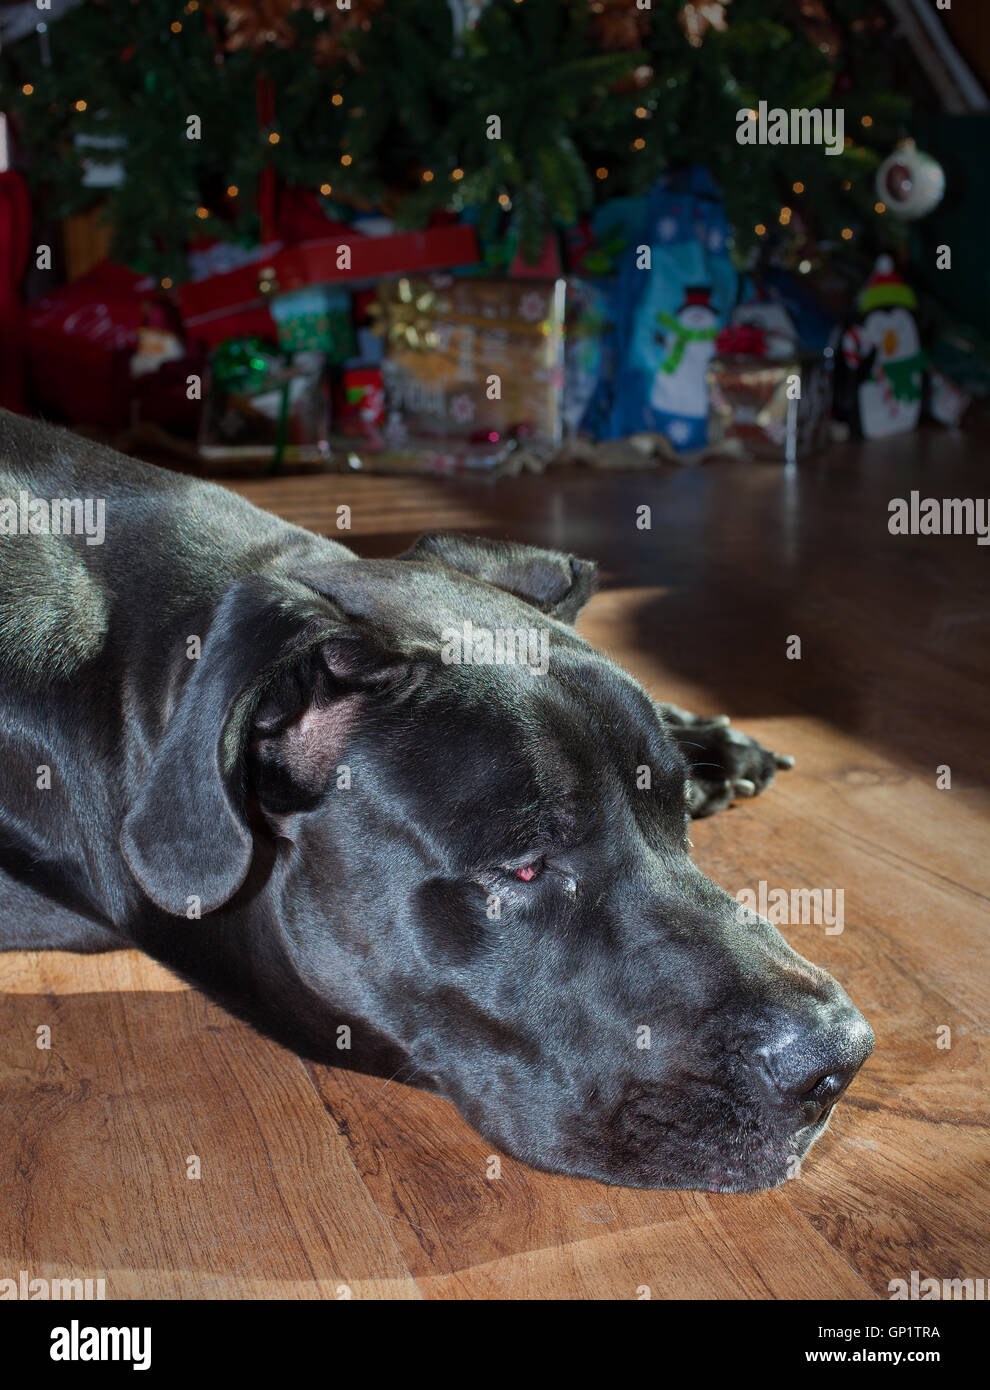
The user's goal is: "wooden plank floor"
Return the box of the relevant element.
[2,429,988,1299]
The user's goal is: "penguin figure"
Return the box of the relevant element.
[839,255,926,439]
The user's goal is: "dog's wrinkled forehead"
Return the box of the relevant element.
[293,543,685,857]
[358,637,684,867]
[303,557,572,646]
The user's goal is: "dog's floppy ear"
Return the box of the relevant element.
[120,574,403,918]
[401,532,597,624]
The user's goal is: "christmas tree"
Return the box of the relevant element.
[0,0,910,283]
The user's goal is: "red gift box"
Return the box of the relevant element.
[334,366,385,444]
[26,261,152,429]
[26,260,202,432]
[179,223,480,349]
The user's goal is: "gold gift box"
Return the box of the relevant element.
[375,276,566,451]
[707,353,831,461]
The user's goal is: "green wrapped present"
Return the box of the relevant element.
[200,337,330,471]
[270,286,356,362]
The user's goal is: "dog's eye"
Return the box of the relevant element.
[510,861,544,882]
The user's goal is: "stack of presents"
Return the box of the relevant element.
[22,170,971,475]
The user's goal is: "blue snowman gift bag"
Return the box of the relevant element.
[605,168,738,448]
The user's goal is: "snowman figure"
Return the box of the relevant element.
[841,255,926,438]
[650,286,719,447]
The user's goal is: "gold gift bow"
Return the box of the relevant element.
[369,278,557,349]
[368,278,441,351]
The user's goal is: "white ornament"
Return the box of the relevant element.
[876,140,945,221]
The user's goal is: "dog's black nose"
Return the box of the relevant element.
[781,1059,860,1108]
[757,1006,874,1119]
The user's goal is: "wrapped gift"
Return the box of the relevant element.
[179,223,479,349]
[602,169,738,449]
[269,284,355,360]
[26,261,153,428]
[563,276,615,438]
[927,366,970,428]
[372,276,566,464]
[728,293,799,361]
[199,338,331,470]
[706,353,830,461]
[24,259,206,432]
[334,366,385,445]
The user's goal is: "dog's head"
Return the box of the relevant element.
[121,534,873,1191]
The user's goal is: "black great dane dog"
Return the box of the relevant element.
[0,409,873,1192]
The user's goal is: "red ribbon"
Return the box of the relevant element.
[716,323,768,358]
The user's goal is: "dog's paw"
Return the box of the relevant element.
[668,714,795,819]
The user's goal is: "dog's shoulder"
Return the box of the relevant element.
[0,410,352,684]
[0,413,114,684]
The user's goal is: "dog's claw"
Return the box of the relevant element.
[669,712,794,818]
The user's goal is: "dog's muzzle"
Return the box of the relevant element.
[752,996,875,1128]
